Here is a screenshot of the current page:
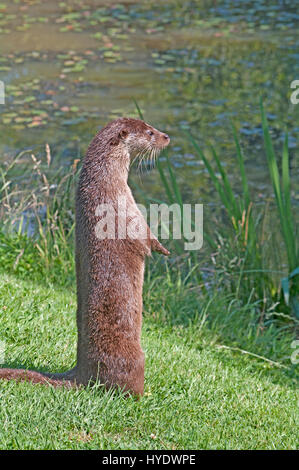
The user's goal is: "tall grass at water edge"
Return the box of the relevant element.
[136,100,298,321]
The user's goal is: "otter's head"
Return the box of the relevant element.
[109,118,170,164]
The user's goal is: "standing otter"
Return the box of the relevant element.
[0,118,170,396]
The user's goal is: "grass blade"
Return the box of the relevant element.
[209,143,240,220]
[186,131,231,210]
[231,121,250,209]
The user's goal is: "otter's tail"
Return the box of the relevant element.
[0,368,74,388]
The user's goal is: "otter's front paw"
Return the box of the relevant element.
[151,239,170,256]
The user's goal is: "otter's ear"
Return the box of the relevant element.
[119,129,128,139]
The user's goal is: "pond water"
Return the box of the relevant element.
[0,0,298,204]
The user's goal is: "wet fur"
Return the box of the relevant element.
[0,118,170,396]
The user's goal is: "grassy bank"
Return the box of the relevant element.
[0,273,297,450]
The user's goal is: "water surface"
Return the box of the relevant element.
[0,0,298,204]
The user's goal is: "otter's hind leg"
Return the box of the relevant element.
[97,347,145,397]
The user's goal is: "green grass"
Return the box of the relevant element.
[0,273,298,450]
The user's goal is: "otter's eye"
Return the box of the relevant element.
[147,130,154,136]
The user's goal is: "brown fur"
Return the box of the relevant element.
[0,118,170,396]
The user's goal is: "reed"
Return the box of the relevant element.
[260,99,298,316]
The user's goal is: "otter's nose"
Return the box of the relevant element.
[163,133,170,141]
